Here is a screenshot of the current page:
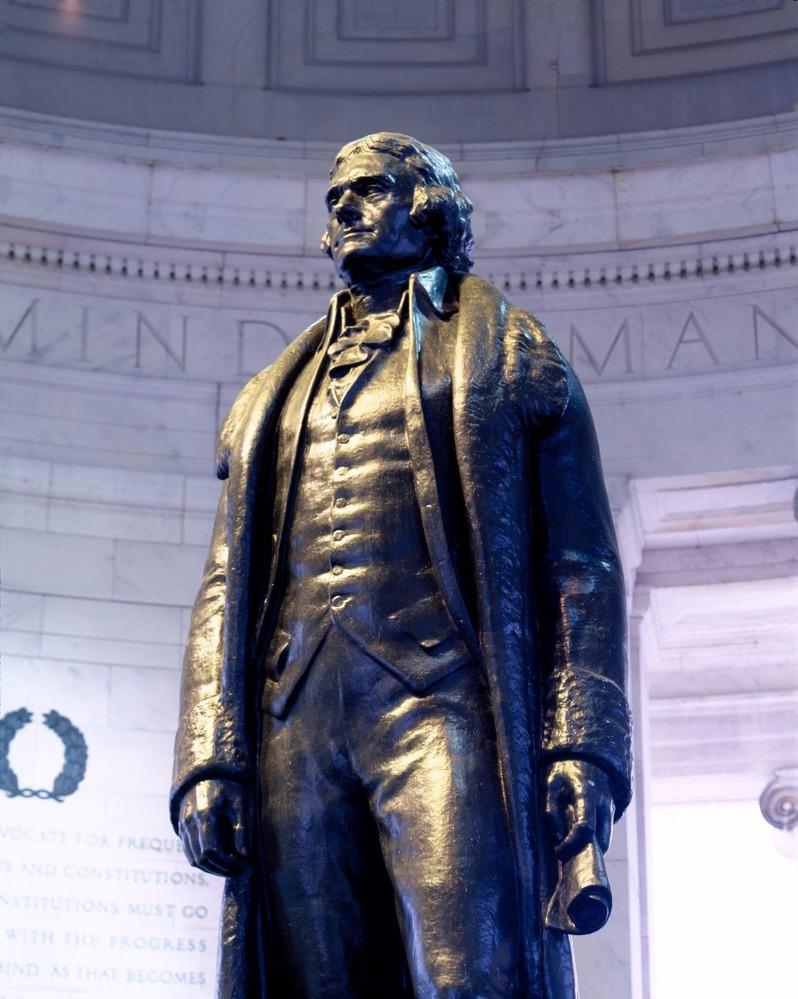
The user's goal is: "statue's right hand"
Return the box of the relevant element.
[177,778,250,877]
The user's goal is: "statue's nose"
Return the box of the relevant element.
[334,196,360,226]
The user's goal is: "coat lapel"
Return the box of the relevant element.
[259,296,343,617]
[223,312,331,689]
[405,270,481,664]
[245,296,345,654]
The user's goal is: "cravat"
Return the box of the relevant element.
[327,310,401,405]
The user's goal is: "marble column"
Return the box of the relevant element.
[572,585,652,999]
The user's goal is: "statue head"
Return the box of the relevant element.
[321,132,474,287]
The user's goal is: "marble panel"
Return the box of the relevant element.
[0,0,201,83]
[148,164,306,250]
[0,435,213,479]
[650,577,796,644]
[181,510,216,547]
[179,606,194,643]
[769,146,798,228]
[1,368,217,438]
[665,0,783,24]
[303,176,330,257]
[523,0,592,89]
[649,659,796,699]
[637,535,797,587]
[591,383,797,478]
[81,724,176,797]
[615,154,775,244]
[109,666,181,733]
[466,173,618,252]
[0,143,151,236]
[183,475,223,514]
[633,468,797,549]
[49,463,185,509]
[219,380,251,418]
[0,407,213,470]
[640,0,794,47]
[1,590,44,632]
[4,527,114,598]
[2,655,111,727]
[2,629,43,656]
[111,539,206,606]
[1,491,48,529]
[48,497,183,544]
[41,633,181,671]
[0,455,52,496]
[43,595,183,645]
[651,712,798,775]
[201,0,268,88]
[269,0,523,93]
[599,0,798,83]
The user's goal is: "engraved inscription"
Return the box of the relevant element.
[569,321,634,377]
[666,312,719,370]
[1,288,797,384]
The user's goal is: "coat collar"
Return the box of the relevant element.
[414,265,448,315]
[318,266,449,353]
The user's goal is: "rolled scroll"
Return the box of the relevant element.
[544,835,612,935]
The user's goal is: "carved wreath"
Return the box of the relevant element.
[0,708,88,801]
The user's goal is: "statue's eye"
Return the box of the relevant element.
[356,179,385,197]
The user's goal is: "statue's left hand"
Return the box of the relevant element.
[544,759,615,857]
[177,778,250,877]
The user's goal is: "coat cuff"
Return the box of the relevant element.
[541,668,633,817]
[170,699,251,832]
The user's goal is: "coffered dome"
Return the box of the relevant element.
[1,0,796,144]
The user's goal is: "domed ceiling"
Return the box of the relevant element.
[0,0,796,144]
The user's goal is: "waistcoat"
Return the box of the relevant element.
[261,310,470,717]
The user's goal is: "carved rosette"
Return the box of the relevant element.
[759,768,798,832]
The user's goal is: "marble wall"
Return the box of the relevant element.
[1,114,796,998]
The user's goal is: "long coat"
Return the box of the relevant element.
[170,268,632,998]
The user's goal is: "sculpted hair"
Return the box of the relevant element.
[322,132,475,274]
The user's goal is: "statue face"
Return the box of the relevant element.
[325,151,431,286]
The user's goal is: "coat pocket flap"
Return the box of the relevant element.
[388,593,457,650]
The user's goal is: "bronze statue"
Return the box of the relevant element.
[170,133,632,998]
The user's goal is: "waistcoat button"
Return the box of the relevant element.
[331,565,343,576]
